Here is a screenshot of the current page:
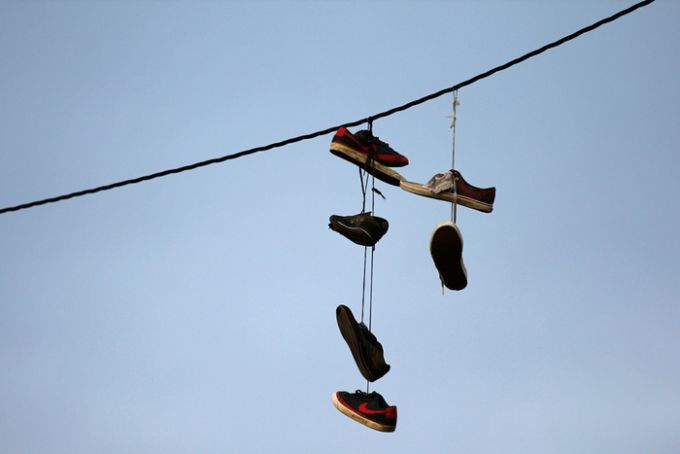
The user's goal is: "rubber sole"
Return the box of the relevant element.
[430,221,467,291]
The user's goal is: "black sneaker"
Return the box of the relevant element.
[336,305,390,382]
[430,221,467,291]
[332,390,397,432]
[329,213,389,247]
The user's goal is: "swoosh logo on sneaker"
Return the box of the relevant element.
[358,402,387,415]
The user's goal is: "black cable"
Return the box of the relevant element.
[0,0,654,215]
[361,245,368,325]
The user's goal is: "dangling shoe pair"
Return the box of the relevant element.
[404,170,495,291]
[333,305,396,432]
[328,128,396,248]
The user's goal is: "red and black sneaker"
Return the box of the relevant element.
[332,390,397,432]
[329,127,407,186]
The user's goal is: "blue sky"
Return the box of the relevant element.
[1,1,679,453]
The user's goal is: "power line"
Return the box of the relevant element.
[0,0,654,215]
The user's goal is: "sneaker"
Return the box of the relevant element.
[400,170,496,213]
[332,390,397,432]
[336,304,390,382]
[430,221,467,291]
[329,213,389,247]
[329,127,406,186]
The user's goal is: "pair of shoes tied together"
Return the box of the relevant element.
[334,305,394,432]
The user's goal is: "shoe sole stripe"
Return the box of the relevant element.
[336,222,373,238]
[331,392,396,433]
[399,180,493,213]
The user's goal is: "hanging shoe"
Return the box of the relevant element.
[329,127,407,186]
[400,170,496,213]
[329,213,389,247]
[336,304,390,382]
[332,389,397,432]
[430,221,467,291]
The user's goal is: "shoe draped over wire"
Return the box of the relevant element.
[329,127,408,186]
